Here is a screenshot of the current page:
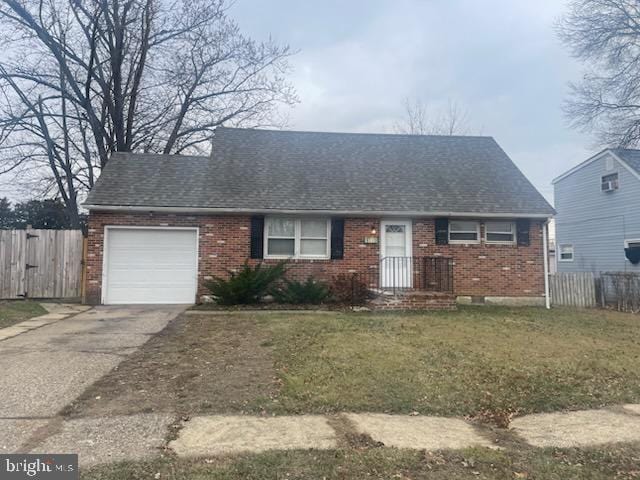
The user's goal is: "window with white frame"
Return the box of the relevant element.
[559,244,574,261]
[265,217,330,259]
[449,220,480,243]
[485,221,516,244]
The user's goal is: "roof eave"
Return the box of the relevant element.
[83,204,554,218]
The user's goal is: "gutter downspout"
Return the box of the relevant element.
[542,220,551,309]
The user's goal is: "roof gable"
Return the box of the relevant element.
[553,148,640,185]
[611,149,640,178]
[85,127,554,216]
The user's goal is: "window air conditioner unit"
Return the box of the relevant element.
[602,181,615,192]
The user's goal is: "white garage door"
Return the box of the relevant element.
[104,228,198,304]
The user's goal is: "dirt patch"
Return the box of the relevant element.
[63,313,278,418]
[191,303,342,311]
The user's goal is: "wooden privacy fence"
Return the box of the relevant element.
[600,272,640,313]
[0,229,85,299]
[549,272,597,308]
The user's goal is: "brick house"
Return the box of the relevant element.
[84,127,554,307]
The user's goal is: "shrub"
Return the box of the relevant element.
[330,273,370,305]
[205,261,287,305]
[271,277,330,305]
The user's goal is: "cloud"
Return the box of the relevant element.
[229,0,597,203]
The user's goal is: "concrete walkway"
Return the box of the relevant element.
[510,404,640,448]
[0,305,185,459]
[170,416,339,456]
[163,405,640,462]
[6,405,640,467]
[0,303,89,341]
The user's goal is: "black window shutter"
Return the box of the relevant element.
[330,218,345,259]
[435,218,449,245]
[250,216,264,259]
[516,219,530,246]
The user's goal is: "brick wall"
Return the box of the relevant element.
[412,219,545,297]
[86,212,545,304]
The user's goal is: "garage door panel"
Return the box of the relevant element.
[108,268,195,285]
[108,268,195,284]
[104,228,198,304]
[108,255,196,268]
[107,286,196,304]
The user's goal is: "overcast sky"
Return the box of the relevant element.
[230,0,595,202]
[0,0,597,205]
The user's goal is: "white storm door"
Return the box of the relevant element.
[104,227,198,304]
[380,220,413,288]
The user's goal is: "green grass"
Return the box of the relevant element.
[82,443,640,480]
[0,300,46,328]
[80,306,640,479]
[252,306,640,417]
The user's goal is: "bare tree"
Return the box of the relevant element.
[393,98,472,136]
[0,0,297,226]
[558,0,640,147]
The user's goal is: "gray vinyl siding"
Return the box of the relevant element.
[554,152,640,274]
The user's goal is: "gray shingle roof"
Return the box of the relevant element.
[612,148,640,175]
[85,127,554,216]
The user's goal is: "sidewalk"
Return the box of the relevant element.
[0,303,90,341]
[12,404,640,467]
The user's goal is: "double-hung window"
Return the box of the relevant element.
[485,221,516,244]
[449,220,480,243]
[265,217,330,259]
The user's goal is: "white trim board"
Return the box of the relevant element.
[84,204,553,219]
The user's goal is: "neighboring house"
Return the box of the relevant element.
[553,149,640,274]
[84,127,554,306]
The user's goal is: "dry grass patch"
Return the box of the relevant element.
[66,306,640,421]
[0,300,46,329]
[82,443,640,480]
[262,306,640,417]
[64,313,278,417]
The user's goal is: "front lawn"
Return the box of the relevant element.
[66,306,640,420]
[82,443,640,480]
[0,300,46,329]
[266,307,640,417]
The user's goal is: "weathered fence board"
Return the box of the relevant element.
[0,229,84,299]
[549,272,597,308]
[0,230,27,299]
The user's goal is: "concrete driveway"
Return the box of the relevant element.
[0,305,185,453]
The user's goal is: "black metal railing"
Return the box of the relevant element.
[358,256,454,294]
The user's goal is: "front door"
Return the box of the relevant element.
[380,220,413,288]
